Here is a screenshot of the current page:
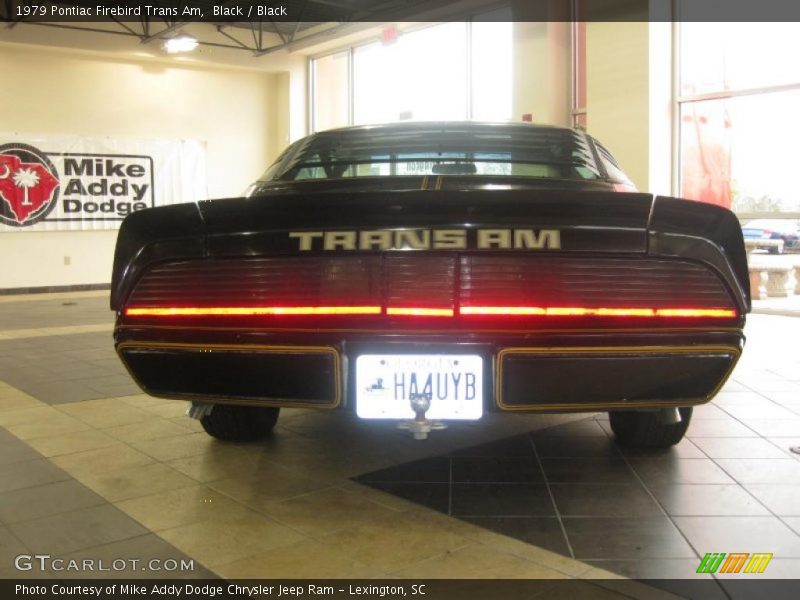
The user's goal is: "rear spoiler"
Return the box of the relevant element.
[649,196,750,312]
[110,203,205,310]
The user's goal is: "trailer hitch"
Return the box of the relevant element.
[397,392,446,440]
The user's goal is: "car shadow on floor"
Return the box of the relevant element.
[354,414,800,595]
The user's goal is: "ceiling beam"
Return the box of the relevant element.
[253,0,495,56]
[215,24,254,51]
[253,21,370,56]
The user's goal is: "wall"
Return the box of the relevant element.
[585,21,672,193]
[0,43,279,289]
[287,57,308,142]
[273,72,292,150]
[512,21,571,126]
[256,50,308,143]
[647,21,673,196]
[586,21,650,189]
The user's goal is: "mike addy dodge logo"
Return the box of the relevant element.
[696,552,773,574]
[0,143,60,227]
[0,143,154,228]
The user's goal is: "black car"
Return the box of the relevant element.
[111,122,749,448]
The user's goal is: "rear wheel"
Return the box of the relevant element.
[200,404,279,442]
[609,407,692,448]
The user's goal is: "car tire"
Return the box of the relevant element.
[200,404,279,442]
[609,407,692,448]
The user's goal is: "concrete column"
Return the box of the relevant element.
[512,21,571,126]
[585,20,672,193]
[511,0,571,126]
[272,72,291,159]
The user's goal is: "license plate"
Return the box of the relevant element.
[355,354,483,420]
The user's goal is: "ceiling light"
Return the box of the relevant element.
[164,36,199,54]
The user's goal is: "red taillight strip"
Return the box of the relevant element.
[460,306,737,318]
[387,307,455,317]
[124,306,382,316]
[125,305,737,319]
[652,308,738,318]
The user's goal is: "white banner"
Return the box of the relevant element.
[0,133,207,231]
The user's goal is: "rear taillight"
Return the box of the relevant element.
[612,182,638,193]
[125,306,381,316]
[386,307,455,317]
[124,304,736,319]
[122,256,739,324]
[459,306,736,318]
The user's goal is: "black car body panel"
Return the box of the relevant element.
[110,190,748,315]
[111,122,748,417]
[649,196,751,311]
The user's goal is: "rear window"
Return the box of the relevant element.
[262,125,604,182]
[593,140,634,185]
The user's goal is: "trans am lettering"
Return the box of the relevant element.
[289,229,561,251]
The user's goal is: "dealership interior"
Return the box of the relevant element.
[1,0,799,594]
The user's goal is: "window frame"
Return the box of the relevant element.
[570,3,587,129]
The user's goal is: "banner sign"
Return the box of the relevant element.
[0,134,207,231]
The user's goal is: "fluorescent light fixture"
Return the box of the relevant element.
[164,36,199,54]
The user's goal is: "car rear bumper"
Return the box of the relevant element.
[115,324,744,414]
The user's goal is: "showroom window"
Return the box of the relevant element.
[677,22,800,219]
[310,17,512,131]
[353,22,469,124]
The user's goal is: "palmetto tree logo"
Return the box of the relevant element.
[0,143,60,227]
[12,168,40,207]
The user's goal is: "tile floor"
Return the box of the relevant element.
[0,292,798,596]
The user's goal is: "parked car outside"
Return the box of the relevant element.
[742,219,800,254]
